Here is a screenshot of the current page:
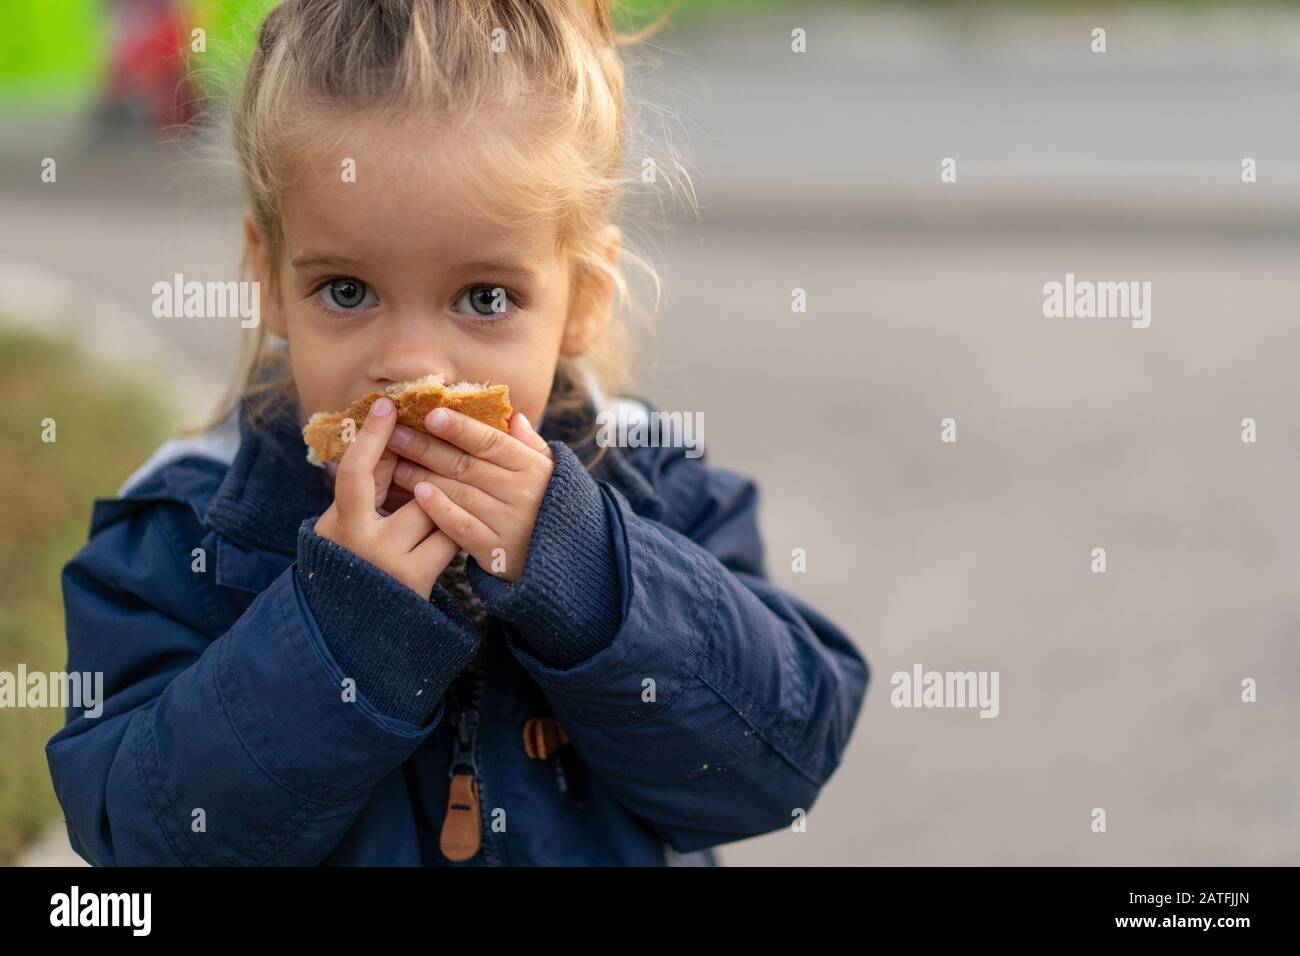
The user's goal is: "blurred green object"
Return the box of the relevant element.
[0,0,108,110]
[0,0,279,111]
[190,0,279,91]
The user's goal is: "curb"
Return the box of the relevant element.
[0,256,222,424]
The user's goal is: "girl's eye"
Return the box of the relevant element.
[455,285,516,319]
[317,277,373,310]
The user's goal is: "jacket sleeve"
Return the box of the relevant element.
[468,438,870,853]
[47,499,480,866]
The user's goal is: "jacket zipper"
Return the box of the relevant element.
[439,652,498,865]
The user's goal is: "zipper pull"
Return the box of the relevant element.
[440,710,482,862]
[440,772,481,862]
[522,717,570,760]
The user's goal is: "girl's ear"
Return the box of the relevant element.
[243,212,287,338]
[560,224,621,358]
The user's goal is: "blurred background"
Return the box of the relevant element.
[2,0,1298,866]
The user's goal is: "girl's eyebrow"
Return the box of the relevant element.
[451,260,541,281]
[290,254,539,281]
[290,254,365,270]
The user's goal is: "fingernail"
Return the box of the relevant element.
[414,481,433,499]
[517,412,532,431]
[372,397,394,417]
[389,424,412,449]
[394,461,412,482]
[428,407,450,431]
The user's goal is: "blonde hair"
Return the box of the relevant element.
[193,0,686,471]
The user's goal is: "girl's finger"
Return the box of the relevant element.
[387,423,513,494]
[423,407,535,471]
[373,450,398,510]
[335,397,397,525]
[392,457,508,513]
[412,480,496,555]
[509,411,552,457]
[382,496,439,552]
[409,528,462,576]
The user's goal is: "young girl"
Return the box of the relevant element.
[48,0,868,866]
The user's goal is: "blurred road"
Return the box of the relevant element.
[6,5,1299,865]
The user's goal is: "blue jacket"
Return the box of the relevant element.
[48,390,869,865]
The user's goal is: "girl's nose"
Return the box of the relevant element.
[368,312,459,385]
[370,348,457,387]
[375,366,456,389]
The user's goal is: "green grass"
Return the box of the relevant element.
[0,329,173,863]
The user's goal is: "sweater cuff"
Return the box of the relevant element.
[466,439,622,669]
[295,518,481,727]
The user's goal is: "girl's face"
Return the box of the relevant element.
[247,113,617,437]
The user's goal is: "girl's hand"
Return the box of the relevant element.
[386,407,554,583]
[313,397,462,599]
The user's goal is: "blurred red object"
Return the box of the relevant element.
[103,0,200,131]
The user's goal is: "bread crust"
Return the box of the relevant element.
[301,373,513,466]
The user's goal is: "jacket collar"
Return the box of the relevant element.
[204,395,333,556]
[202,384,661,558]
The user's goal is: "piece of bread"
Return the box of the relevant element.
[302,373,512,466]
